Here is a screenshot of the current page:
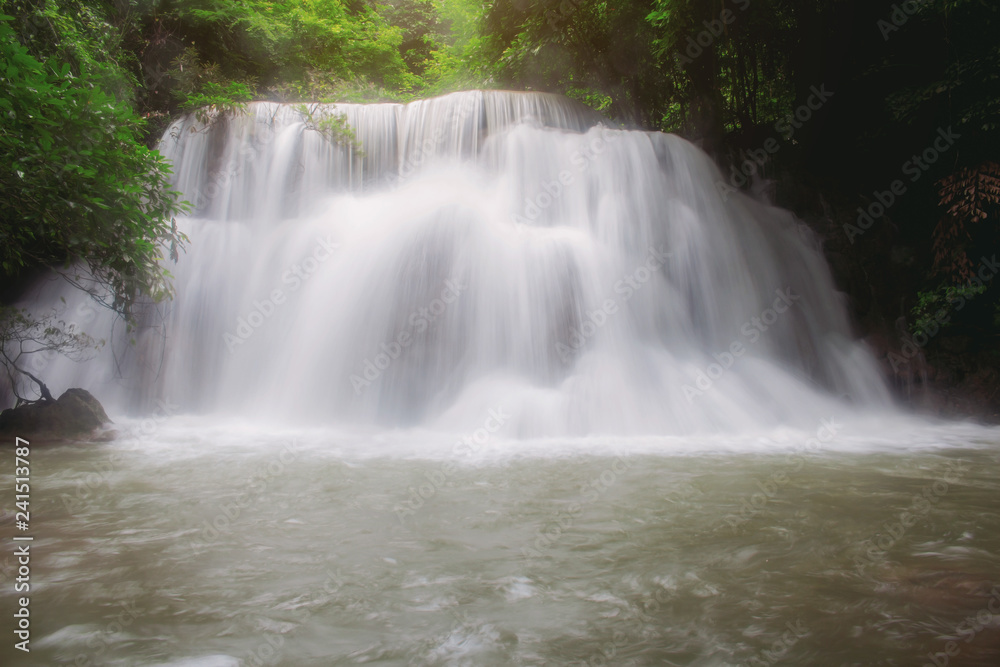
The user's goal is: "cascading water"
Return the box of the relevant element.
[17,90,890,434]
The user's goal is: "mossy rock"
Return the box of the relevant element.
[0,388,112,440]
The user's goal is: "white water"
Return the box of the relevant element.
[16,90,891,435]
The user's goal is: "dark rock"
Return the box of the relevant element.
[0,388,112,440]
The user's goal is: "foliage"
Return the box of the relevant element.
[379,0,444,76]
[418,0,491,95]
[167,45,253,122]
[146,0,423,107]
[178,79,254,124]
[267,67,406,104]
[910,282,998,340]
[882,0,1000,134]
[0,14,187,316]
[0,0,141,103]
[474,0,668,124]
[293,102,365,155]
[467,0,801,136]
[933,162,1000,281]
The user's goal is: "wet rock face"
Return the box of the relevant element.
[0,388,111,439]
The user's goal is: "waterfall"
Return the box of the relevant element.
[15,90,892,435]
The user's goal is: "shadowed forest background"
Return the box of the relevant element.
[1,0,998,416]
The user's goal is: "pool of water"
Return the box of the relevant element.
[2,415,999,666]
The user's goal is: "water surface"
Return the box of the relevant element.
[3,417,999,666]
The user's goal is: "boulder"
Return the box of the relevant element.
[0,388,112,439]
